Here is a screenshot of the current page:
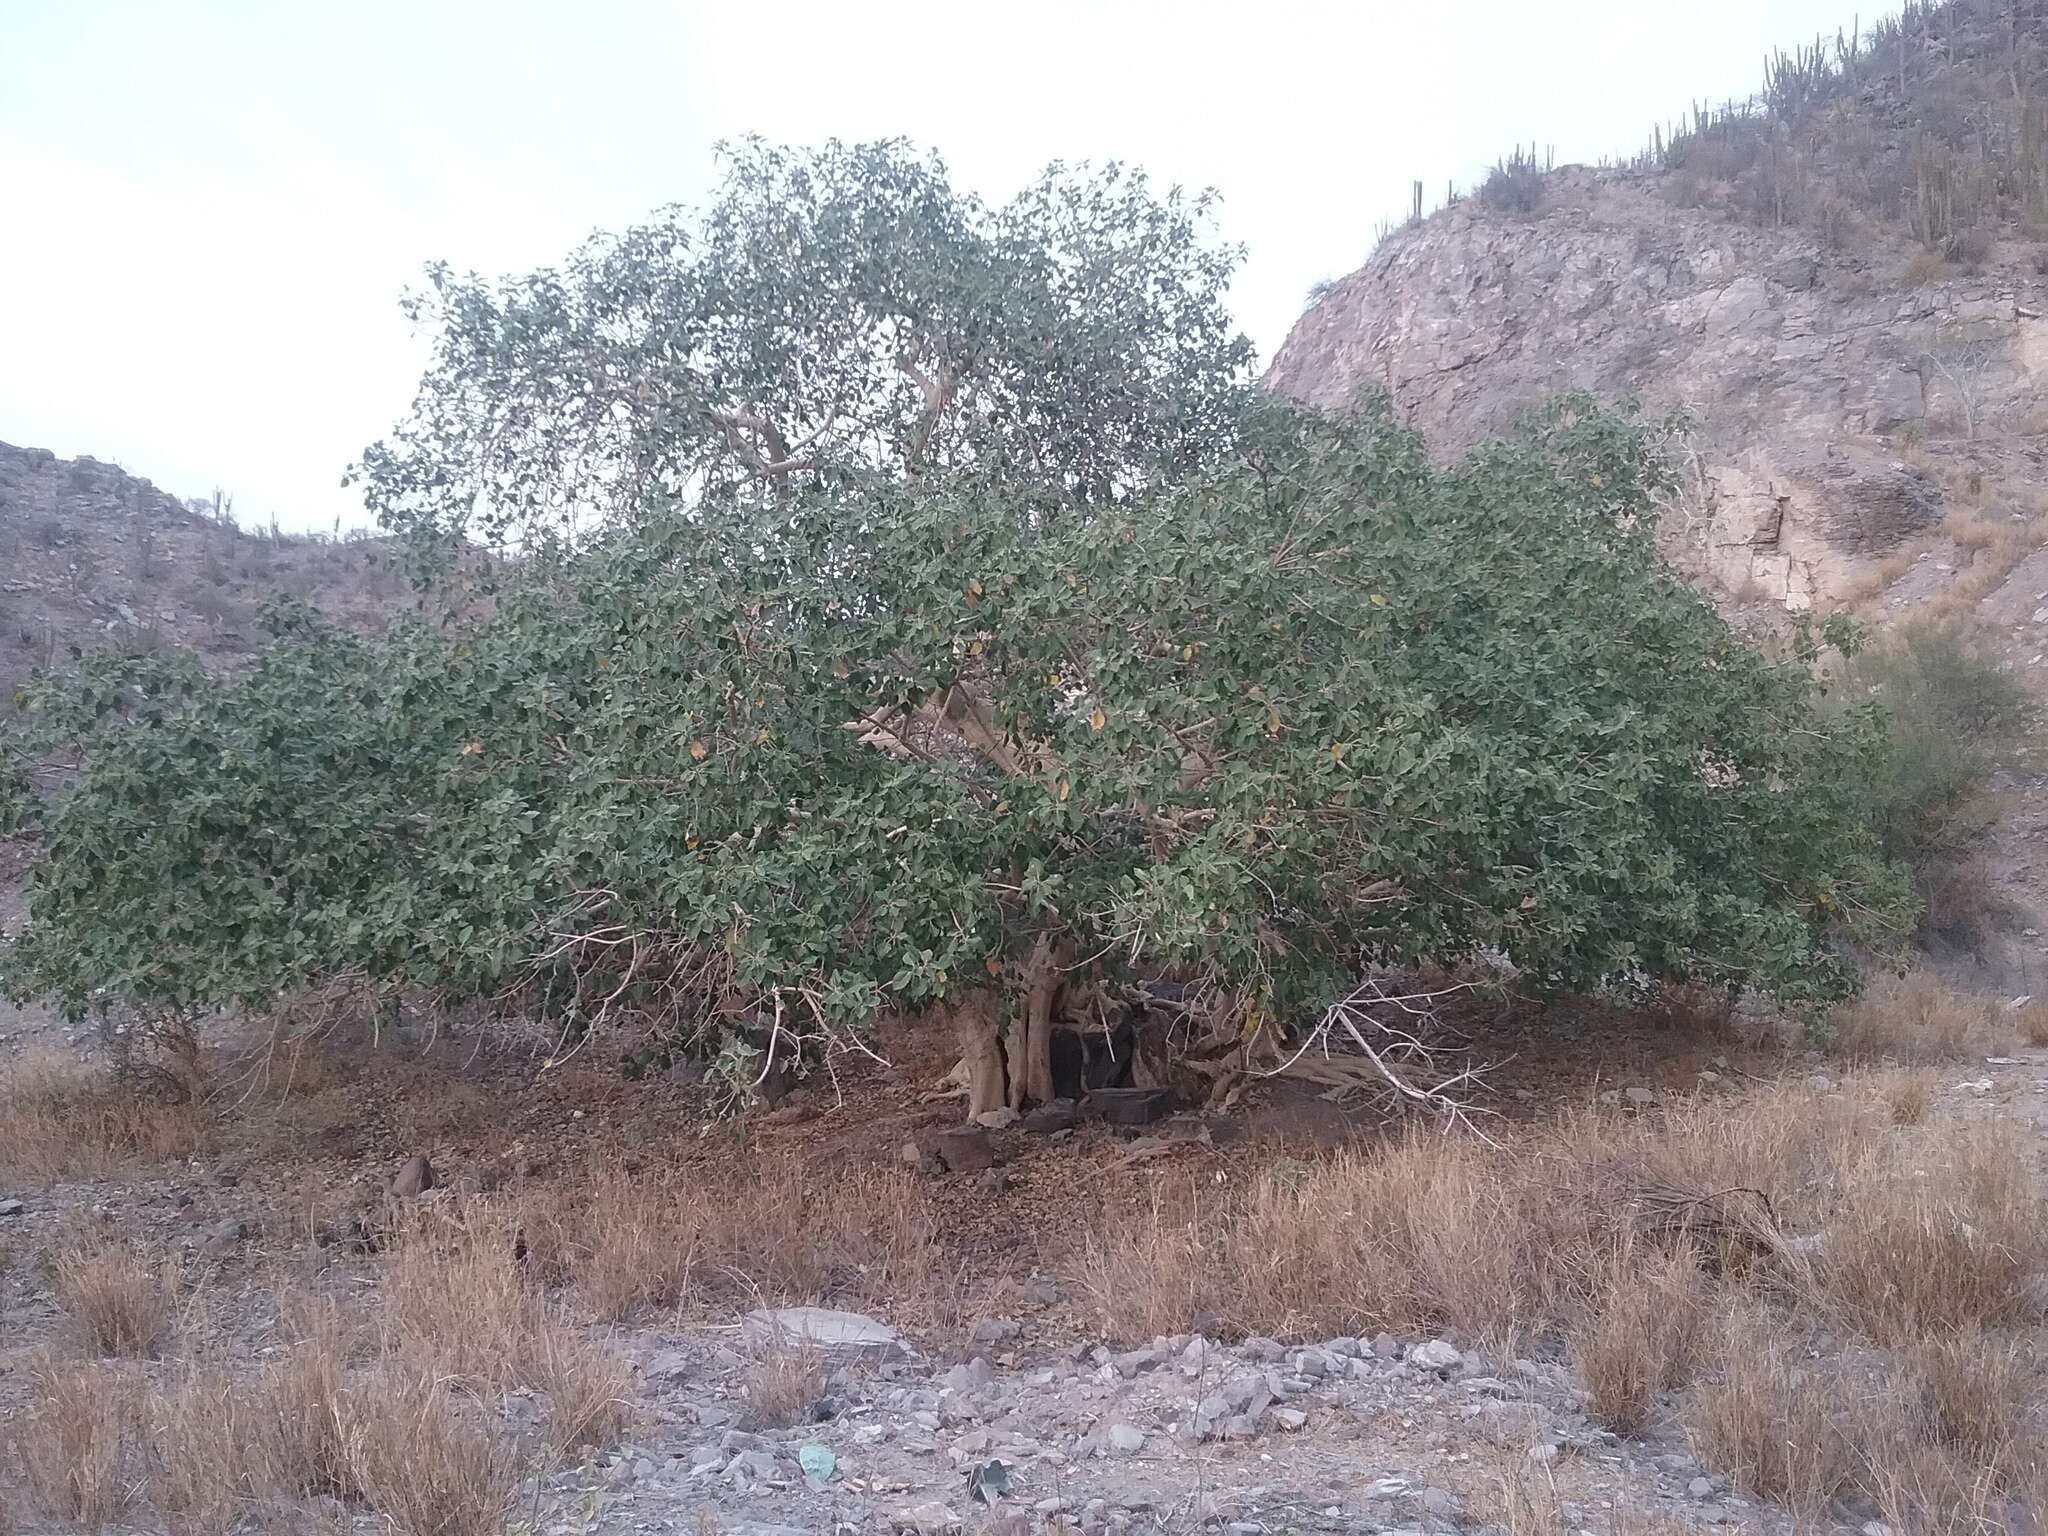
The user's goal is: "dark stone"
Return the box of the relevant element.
[388,1154,435,1198]
[1767,254,1820,290]
[1021,1099,1079,1134]
[1082,1087,1175,1125]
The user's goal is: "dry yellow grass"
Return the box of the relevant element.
[2016,1000,2048,1048]
[53,1240,180,1358]
[519,1157,950,1325]
[1691,1311,2046,1534]
[739,1338,827,1430]
[344,1363,517,1536]
[1567,1243,1708,1435]
[1832,970,2000,1064]
[1689,1308,1855,1517]
[1079,1081,1889,1347]
[380,1205,631,1456]
[145,1364,261,1536]
[7,1355,138,1531]
[0,1052,209,1181]
[1878,1066,1939,1124]
[1812,1119,2044,1343]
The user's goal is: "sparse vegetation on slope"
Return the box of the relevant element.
[1636,0,2048,253]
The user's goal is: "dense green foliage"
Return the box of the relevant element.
[0,141,1917,1072]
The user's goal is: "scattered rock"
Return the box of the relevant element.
[0,1199,24,1218]
[796,1443,836,1486]
[1081,1086,1176,1125]
[1112,1347,1164,1377]
[1371,1331,1401,1359]
[725,1448,779,1484]
[388,1154,435,1199]
[1624,1085,1656,1106]
[970,1317,1022,1348]
[901,1139,944,1174]
[1408,1338,1463,1373]
[892,1501,963,1535]
[1271,1407,1308,1431]
[1021,1099,1079,1133]
[943,1356,996,1393]
[740,1307,911,1363]
[1107,1421,1146,1454]
[1689,1476,1714,1498]
[964,1457,1011,1505]
[972,1106,1020,1130]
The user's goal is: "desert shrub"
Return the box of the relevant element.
[1833,624,2032,945]
[1480,144,1547,213]
[1947,224,1995,266]
[1639,9,2048,252]
[3,141,1913,1108]
[1905,248,1952,286]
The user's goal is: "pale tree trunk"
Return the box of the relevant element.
[1006,934,1068,1110]
[953,992,1007,1122]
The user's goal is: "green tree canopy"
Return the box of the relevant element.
[1,141,1912,1099]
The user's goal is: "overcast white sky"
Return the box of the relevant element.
[3,0,1862,531]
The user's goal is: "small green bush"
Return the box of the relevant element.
[1839,625,2031,868]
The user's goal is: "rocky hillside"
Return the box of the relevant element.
[1267,167,2046,612]
[0,441,407,719]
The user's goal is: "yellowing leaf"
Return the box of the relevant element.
[968,638,984,657]
[1330,741,1347,764]
[1590,473,1604,489]
[685,833,700,850]
[459,741,482,756]
[1182,643,1195,661]
[755,726,773,746]
[1265,709,1282,736]
[688,739,708,761]
[1056,778,1071,802]
[1369,593,1387,608]
[832,656,849,679]
[984,956,1003,977]
[1089,707,1106,732]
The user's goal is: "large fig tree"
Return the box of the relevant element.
[1,141,1911,1107]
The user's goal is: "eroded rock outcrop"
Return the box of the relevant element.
[1266,168,2046,611]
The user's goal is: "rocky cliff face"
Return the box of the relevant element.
[1267,168,2047,613]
